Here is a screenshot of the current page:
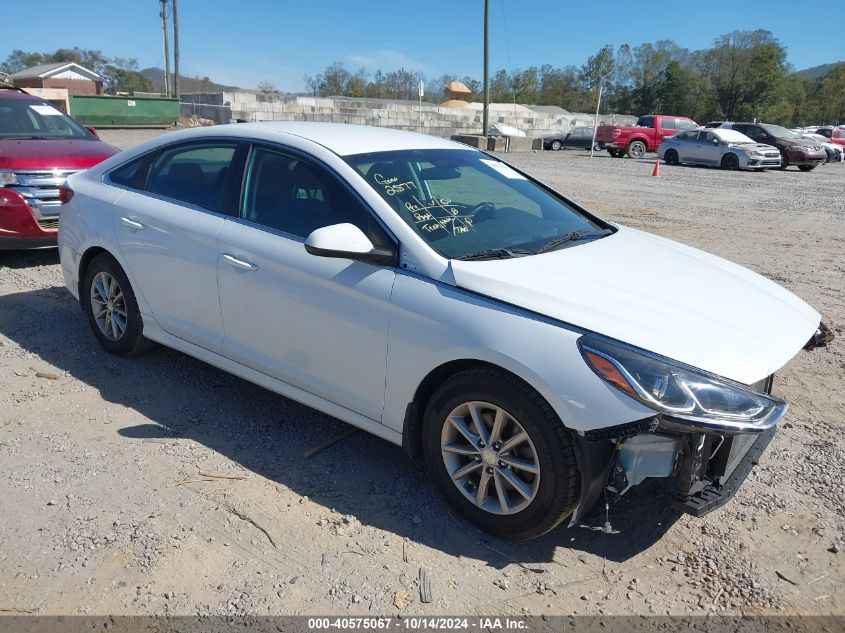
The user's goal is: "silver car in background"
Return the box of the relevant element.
[658,127,781,170]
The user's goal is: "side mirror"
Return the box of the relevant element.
[304,223,395,265]
[85,126,99,138]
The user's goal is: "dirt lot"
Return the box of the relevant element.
[1,129,843,617]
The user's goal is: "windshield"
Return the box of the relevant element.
[715,129,755,144]
[760,123,801,140]
[0,98,93,140]
[345,149,610,259]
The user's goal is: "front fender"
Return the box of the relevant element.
[382,272,654,436]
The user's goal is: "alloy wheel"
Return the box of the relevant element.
[440,401,540,515]
[90,271,127,341]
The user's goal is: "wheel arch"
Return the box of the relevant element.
[77,245,112,305]
[401,358,562,459]
[627,135,649,148]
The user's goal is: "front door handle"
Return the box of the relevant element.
[120,216,145,230]
[222,253,259,271]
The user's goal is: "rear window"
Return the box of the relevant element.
[146,143,238,212]
[108,154,152,190]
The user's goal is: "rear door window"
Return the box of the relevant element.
[147,143,239,213]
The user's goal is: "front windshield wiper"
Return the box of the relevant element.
[455,247,532,261]
[535,230,612,254]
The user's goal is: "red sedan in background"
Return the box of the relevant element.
[0,86,118,250]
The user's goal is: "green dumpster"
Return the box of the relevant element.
[69,95,179,128]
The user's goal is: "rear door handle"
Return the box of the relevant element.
[222,253,259,271]
[120,217,145,230]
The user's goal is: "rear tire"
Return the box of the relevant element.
[778,151,789,170]
[82,253,156,356]
[664,149,679,165]
[422,367,579,540]
[627,140,646,159]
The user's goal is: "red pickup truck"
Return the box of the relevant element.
[596,114,698,158]
[1,86,119,249]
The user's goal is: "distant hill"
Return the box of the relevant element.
[140,67,240,93]
[794,62,843,80]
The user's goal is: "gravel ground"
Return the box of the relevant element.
[0,129,843,616]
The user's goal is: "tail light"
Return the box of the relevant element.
[613,128,622,138]
[59,184,74,204]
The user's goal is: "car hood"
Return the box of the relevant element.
[0,138,119,170]
[449,226,820,384]
[778,137,822,149]
[729,142,777,152]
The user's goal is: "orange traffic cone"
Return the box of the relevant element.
[651,160,660,177]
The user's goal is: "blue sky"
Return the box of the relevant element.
[3,0,843,91]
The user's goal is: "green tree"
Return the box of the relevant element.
[705,30,787,120]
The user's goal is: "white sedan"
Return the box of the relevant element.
[57,123,832,539]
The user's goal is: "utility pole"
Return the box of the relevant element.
[160,0,171,98]
[172,0,180,98]
[590,84,603,158]
[482,0,490,137]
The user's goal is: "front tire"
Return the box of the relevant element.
[798,164,816,172]
[422,368,579,540]
[82,253,155,356]
[550,139,562,151]
[664,149,679,165]
[721,153,739,170]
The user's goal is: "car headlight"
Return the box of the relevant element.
[578,335,786,433]
[748,150,763,156]
[0,170,19,187]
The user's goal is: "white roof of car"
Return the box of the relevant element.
[226,122,463,156]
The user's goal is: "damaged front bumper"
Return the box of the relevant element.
[570,322,834,523]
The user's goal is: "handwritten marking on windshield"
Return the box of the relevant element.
[373,173,416,196]
[406,195,475,236]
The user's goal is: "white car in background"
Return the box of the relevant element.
[657,127,781,170]
[57,123,832,540]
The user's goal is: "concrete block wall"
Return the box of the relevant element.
[182,92,637,138]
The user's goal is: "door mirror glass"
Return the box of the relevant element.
[85,125,99,138]
[305,223,395,264]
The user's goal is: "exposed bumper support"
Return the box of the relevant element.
[673,426,775,516]
[804,321,834,350]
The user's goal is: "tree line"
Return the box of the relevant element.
[0,47,220,96]
[301,30,844,126]
[1,48,154,94]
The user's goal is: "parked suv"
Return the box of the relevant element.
[724,122,826,171]
[0,86,118,249]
